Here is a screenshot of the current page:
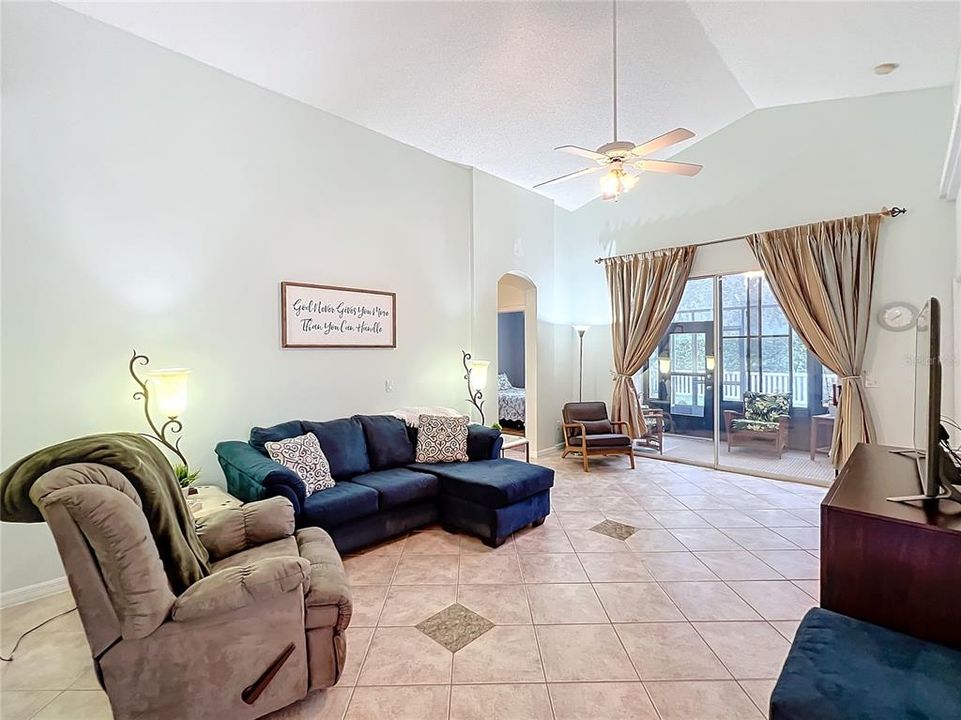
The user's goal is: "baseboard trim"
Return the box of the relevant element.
[1,576,69,609]
[533,442,564,458]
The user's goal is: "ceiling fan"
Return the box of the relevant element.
[535,0,703,201]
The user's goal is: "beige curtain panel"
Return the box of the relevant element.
[747,213,881,468]
[604,246,697,438]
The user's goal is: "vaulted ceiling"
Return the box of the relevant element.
[63,1,960,209]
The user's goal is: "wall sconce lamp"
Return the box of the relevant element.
[657,356,671,375]
[129,350,191,471]
[705,355,716,373]
[573,325,590,401]
[462,350,489,424]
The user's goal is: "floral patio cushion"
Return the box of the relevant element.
[731,418,781,433]
[743,392,791,423]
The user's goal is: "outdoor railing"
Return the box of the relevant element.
[666,372,809,408]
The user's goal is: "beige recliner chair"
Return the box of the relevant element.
[29,463,352,720]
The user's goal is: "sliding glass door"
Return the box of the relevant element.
[636,272,835,483]
[638,277,716,466]
[716,272,835,482]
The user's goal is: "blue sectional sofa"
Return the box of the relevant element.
[215,414,554,552]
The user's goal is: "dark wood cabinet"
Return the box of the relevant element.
[821,443,961,649]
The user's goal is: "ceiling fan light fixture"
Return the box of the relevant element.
[600,170,621,198]
[600,167,637,202]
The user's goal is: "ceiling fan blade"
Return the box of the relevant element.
[555,145,606,161]
[630,128,695,157]
[533,165,603,188]
[636,159,702,176]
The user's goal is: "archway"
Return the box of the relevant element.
[496,272,538,454]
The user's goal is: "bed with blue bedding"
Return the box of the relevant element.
[497,373,526,424]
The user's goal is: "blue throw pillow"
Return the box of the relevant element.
[355,415,415,470]
[249,420,305,455]
[302,417,371,479]
[467,424,502,461]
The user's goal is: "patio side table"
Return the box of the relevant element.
[809,413,835,460]
[502,436,530,463]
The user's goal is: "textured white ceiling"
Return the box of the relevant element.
[61,1,960,209]
[690,1,961,108]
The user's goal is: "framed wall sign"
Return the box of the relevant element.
[281,282,396,348]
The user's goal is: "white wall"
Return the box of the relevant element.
[556,87,957,446]
[472,170,573,454]
[0,3,568,594]
[955,197,961,432]
[949,58,961,432]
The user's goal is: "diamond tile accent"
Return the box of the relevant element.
[589,519,637,541]
[415,603,494,653]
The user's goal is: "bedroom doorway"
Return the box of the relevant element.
[496,273,537,450]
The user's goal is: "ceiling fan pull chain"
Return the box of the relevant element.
[612,0,618,141]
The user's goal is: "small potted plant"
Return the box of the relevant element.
[490,422,502,432]
[174,464,201,495]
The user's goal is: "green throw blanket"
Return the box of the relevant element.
[0,433,209,594]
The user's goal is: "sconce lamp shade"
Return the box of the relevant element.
[572,324,591,336]
[469,360,490,391]
[657,356,671,375]
[148,369,190,418]
[705,355,716,372]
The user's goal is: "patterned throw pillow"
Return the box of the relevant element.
[264,432,334,496]
[415,414,470,463]
[744,392,791,422]
[497,373,512,391]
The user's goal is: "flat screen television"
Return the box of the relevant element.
[913,297,942,497]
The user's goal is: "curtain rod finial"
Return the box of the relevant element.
[882,206,906,217]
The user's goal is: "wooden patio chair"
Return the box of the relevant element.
[723,391,791,459]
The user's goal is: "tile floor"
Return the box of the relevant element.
[0,452,825,720]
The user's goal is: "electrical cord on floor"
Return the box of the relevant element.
[0,606,78,662]
[940,416,961,452]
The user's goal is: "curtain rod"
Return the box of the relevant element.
[593,206,906,264]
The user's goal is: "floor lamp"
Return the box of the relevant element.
[573,325,590,401]
[129,350,192,473]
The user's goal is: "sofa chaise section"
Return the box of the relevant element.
[412,458,554,547]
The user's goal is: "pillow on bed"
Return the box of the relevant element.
[497,373,512,391]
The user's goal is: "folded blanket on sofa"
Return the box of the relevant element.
[386,406,462,427]
[0,432,209,593]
